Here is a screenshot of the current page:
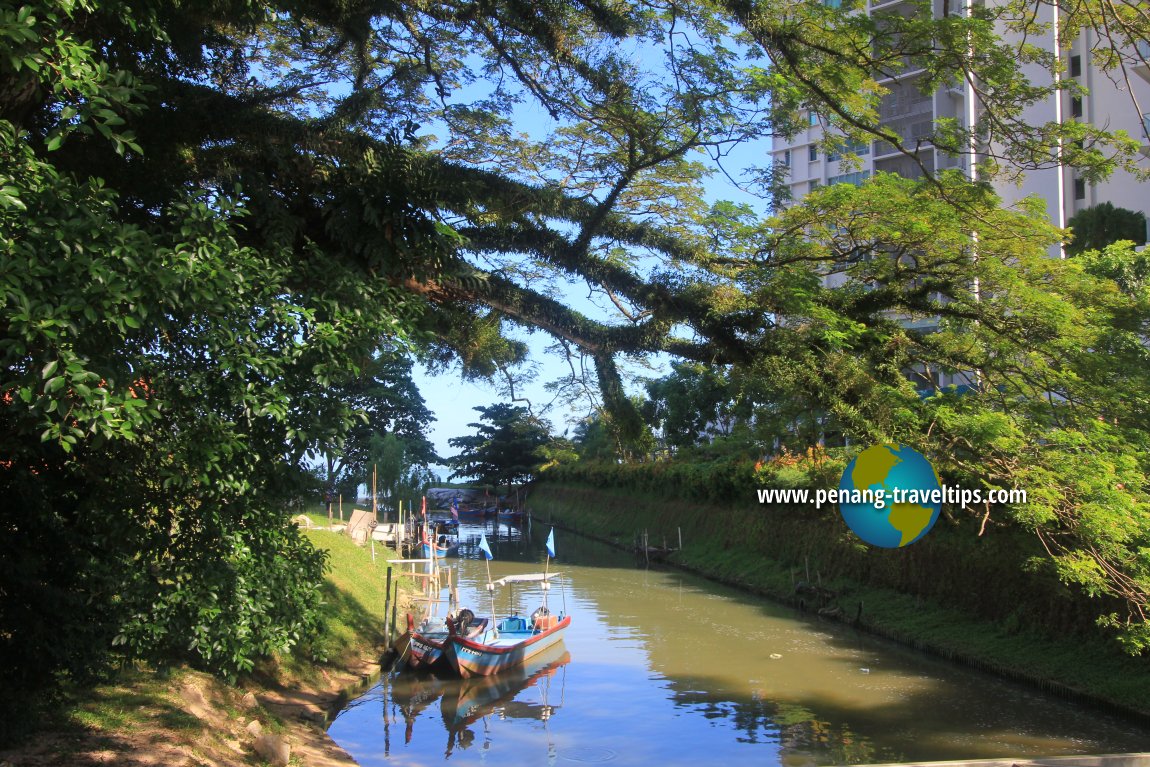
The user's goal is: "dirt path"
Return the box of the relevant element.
[0,650,388,767]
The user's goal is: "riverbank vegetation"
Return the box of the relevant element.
[0,525,405,764]
[531,482,1150,716]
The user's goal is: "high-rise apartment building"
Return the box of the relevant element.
[768,3,1148,394]
[771,1,1150,243]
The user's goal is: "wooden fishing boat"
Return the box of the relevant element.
[453,500,498,519]
[445,573,570,678]
[423,538,457,561]
[406,614,451,672]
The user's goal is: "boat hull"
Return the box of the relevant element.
[407,614,452,672]
[408,631,449,671]
[447,615,571,678]
[419,542,458,559]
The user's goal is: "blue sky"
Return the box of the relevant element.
[407,42,774,475]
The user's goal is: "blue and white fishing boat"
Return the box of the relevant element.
[445,573,570,678]
[420,535,459,559]
[440,529,568,678]
[406,613,452,672]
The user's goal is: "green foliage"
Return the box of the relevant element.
[3,0,1150,742]
[549,456,760,504]
[571,416,618,462]
[114,526,328,677]
[321,351,438,495]
[1066,202,1147,256]
[447,403,557,494]
[642,362,750,450]
[366,431,437,505]
[0,114,391,692]
[0,0,440,736]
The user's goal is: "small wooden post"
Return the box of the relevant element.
[678,527,682,551]
[339,493,343,523]
[391,580,399,639]
[383,566,393,641]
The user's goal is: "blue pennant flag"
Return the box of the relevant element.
[478,533,494,560]
[546,527,556,558]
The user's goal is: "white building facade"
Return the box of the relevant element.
[771,0,1150,239]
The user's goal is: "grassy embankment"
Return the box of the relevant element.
[2,517,413,766]
[531,481,1150,719]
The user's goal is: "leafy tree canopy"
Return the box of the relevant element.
[3,0,1150,734]
[320,350,438,494]
[447,403,556,494]
[1066,202,1148,257]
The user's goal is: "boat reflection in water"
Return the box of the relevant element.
[389,642,570,757]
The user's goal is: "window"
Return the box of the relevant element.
[782,149,791,167]
[1074,178,1086,200]
[828,139,871,161]
[809,179,821,191]
[809,112,820,127]
[1071,95,1083,118]
[809,144,818,161]
[1069,55,1082,78]
[828,170,871,187]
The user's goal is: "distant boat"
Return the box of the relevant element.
[423,538,457,561]
[434,519,459,536]
[455,505,495,519]
[445,573,570,678]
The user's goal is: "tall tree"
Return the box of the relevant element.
[1066,202,1148,256]
[643,362,752,450]
[3,0,1150,733]
[321,351,438,494]
[447,404,554,497]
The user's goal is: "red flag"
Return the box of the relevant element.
[421,496,427,517]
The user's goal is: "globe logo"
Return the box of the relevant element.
[838,444,942,548]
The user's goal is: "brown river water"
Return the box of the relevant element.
[327,519,1149,766]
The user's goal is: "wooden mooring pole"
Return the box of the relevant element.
[391,580,399,640]
[383,566,393,642]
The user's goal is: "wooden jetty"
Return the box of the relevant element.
[634,527,683,564]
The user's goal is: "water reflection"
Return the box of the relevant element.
[337,640,568,764]
[328,520,1149,766]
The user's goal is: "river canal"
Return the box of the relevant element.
[328,519,1148,765]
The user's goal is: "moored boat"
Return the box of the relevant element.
[406,613,451,672]
[420,538,459,559]
[445,573,570,678]
[455,504,495,519]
